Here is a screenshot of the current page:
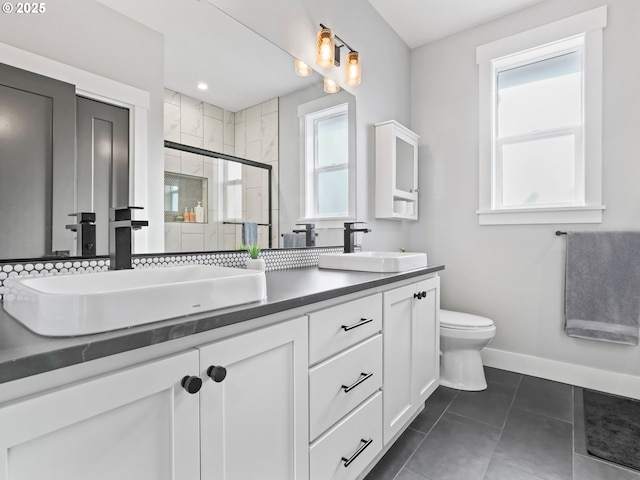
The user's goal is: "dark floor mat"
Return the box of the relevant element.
[583,389,640,472]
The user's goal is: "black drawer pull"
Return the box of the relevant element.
[341,317,374,331]
[342,372,373,393]
[342,438,373,467]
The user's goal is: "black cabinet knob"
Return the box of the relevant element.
[421,291,427,298]
[181,375,202,394]
[413,292,423,299]
[207,365,228,383]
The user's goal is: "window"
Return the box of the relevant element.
[305,104,349,217]
[299,94,356,224]
[476,6,607,225]
[224,161,243,220]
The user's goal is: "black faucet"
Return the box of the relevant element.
[293,223,318,247]
[109,206,148,270]
[344,222,371,253]
[66,212,96,257]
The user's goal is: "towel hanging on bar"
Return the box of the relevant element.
[242,222,258,245]
[564,231,640,345]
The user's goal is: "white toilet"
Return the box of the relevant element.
[439,309,496,391]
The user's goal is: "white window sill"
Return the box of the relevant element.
[477,206,605,225]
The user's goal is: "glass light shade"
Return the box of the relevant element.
[323,77,340,94]
[345,51,361,86]
[294,58,312,77]
[316,28,335,68]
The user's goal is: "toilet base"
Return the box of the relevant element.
[439,348,487,391]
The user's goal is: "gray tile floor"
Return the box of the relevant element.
[365,367,640,480]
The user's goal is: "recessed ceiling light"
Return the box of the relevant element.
[197,82,208,90]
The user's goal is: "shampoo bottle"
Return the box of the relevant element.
[194,201,204,223]
[184,207,190,222]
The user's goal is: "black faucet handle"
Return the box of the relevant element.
[344,221,367,228]
[110,206,145,221]
[68,212,96,223]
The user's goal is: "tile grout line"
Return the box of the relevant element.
[478,373,523,480]
[390,393,459,480]
[572,386,576,480]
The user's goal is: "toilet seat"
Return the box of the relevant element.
[440,310,494,329]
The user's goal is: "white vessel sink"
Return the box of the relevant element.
[318,251,428,273]
[2,265,267,337]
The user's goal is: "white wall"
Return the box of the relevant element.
[0,0,165,252]
[411,0,640,391]
[208,0,414,251]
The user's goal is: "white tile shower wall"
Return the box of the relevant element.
[163,88,236,252]
[234,98,279,248]
[0,247,344,302]
[164,89,278,251]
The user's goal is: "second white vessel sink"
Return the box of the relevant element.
[318,251,428,273]
[3,265,267,337]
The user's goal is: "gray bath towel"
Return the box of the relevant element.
[565,231,640,345]
[242,222,258,245]
[282,233,306,248]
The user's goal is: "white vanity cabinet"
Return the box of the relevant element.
[0,350,201,480]
[308,294,383,480]
[0,316,308,480]
[0,271,442,480]
[375,120,420,220]
[383,276,440,444]
[199,316,308,480]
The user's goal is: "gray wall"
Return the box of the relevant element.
[410,0,640,379]
[0,0,165,252]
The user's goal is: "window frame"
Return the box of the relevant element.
[298,92,356,227]
[305,103,349,218]
[476,6,607,225]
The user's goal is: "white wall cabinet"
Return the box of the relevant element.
[375,120,420,220]
[383,276,440,444]
[0,350,201,480]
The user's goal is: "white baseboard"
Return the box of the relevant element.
[482,347,640,400]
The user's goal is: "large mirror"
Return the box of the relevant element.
[0,0,355,260]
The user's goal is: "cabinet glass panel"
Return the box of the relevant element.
[395,137,414,193]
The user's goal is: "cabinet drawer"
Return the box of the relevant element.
[309,294,382,365]
[309,335,382,440]
[310,392,382,480]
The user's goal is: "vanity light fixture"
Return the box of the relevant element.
[316,24,362,87]
[294,58,312,77]
[197,82,208,90]
[323,77,340,94]
[345,51,361,87]
[316,26,335,68]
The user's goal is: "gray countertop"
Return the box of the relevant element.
[0,265,444,385]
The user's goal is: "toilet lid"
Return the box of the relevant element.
[440,309,494,329]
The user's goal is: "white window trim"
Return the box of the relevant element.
[297,91,357,228]
[476,6,607,225]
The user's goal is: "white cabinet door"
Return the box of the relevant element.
[374,120,420,220]
[0,350,201,480]
[199,317,309,480]
[413,277,440,405]
[383,276,440,444]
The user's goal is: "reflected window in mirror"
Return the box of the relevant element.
[300,96,356,223]
[224,161,243,221]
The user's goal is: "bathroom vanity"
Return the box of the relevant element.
[0,265,443,480]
